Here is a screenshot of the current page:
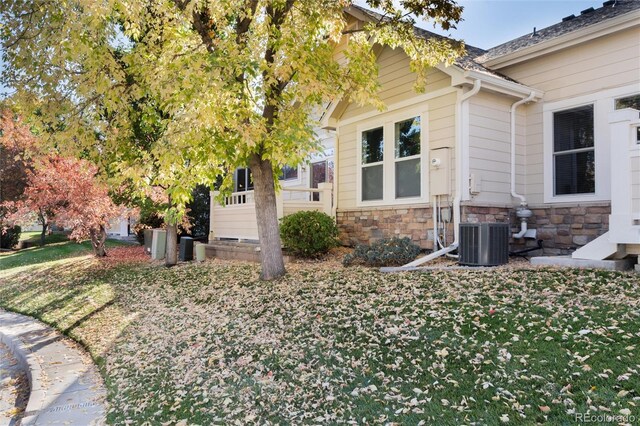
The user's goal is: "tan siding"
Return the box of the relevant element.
[213,205,259,240]
[341,46,451,120]
[521,103,544,204]
[468,91,525,205]
[502,28,640,102]
[337,91,457,210]
[503,28,640,205]
[338,123,358,209]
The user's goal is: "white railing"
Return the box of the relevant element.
[209,183,333,241]
[608,108,640,244]
[224,191,255,206]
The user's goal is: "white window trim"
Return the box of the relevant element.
[542,85,638,204]
[356,109,429,207]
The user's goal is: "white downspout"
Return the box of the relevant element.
[510,92,535,239]
[510,92,535,205]
[332,127,339,219]
[402,80,482,268]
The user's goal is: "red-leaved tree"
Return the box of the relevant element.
[0,109,36,247]
[4,156,124,256]
[0,110,33,200]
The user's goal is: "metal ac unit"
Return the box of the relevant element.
[459,223,509,266]
[143,229,154,255]
[151,229,167,260]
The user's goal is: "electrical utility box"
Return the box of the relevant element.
[429,147,450,195]
[151,229,167,260]
[143,229,154,255]
[179,236,194,261]
[459,223,509,266]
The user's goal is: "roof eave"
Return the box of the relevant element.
[438,64,544,100]
[481,9,640,70]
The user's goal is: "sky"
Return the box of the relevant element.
[0,0,609,97]
[416,0,606,49]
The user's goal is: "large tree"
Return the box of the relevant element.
[0,109,33,203]
[0,109,36,247]
[1,0,464,279]
[4,156,124,255]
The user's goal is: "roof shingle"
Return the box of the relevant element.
[476,0,640,64]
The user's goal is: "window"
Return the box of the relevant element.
[235,168,253,192]
[310,160,334,201]
[394,117,421,198]
[359,114,424,204]
[361,127,384,201]
[615,94,640,110]
[280,165,298,181]
[615,94,640,143]
[553,105,595,195]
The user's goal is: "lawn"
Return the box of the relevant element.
[0,242,638,425]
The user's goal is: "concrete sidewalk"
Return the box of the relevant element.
[0,309,107,425]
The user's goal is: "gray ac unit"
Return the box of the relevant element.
[151,229,167,260]
[459,223,509,266]
[143,229,154,255]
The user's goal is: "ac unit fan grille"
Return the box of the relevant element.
[459,223,509,266]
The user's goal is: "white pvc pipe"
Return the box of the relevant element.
[513,219,528,239]
[403,244,458,267]
[510,92,535,206]
[432,196,439,250]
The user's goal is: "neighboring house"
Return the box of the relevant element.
[106,216,132,238]
[208,128,334,241]
[210,1,640,265]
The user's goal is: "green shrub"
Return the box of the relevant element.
[343,237,420,267]
[1,225,21,249]
[133,202,164,245]
[280,211,339,258]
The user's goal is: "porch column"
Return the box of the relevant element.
[318,182,333,216]
[608,108,640,244]
[276,192,284,220]
[209,191,218,243]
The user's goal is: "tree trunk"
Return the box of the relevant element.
[249,154,286,280]
[39,214,47,247]
[90,225,107,257]
[165,221,178,266]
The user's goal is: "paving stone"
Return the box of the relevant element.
[0,341,29,425]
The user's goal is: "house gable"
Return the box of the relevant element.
[339,46,453,122]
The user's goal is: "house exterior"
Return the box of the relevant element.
[210,1,640,265]
[208,129,335,241]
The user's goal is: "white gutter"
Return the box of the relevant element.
[403,80,482,268]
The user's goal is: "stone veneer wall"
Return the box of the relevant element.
[336,207,437,249]
[336,203,611,256]
[523,204,610,255]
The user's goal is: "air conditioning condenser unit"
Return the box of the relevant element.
[459,223,509,266]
